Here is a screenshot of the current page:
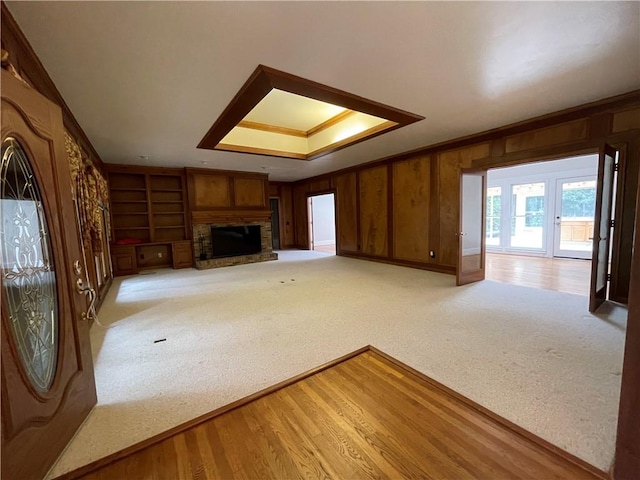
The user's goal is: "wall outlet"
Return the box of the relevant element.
[429,250,436,258]
[158,252,163,258]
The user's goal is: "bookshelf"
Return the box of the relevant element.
[107,166,192,275]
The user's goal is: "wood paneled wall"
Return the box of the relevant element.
[268,182,295,248]
[289,92,640,299]
[186,168,270,224]
[392,156,430,262]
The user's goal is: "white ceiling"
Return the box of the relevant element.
[6,1,640,182]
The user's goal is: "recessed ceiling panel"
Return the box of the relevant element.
[198,65,424,161]
[244,89,347,131]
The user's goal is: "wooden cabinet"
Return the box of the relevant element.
[172,241,193,269]
[107,166,193,275]
[111,246,137,276]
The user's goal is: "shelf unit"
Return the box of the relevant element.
[107,166,192,275]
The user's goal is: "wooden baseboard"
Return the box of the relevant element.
[338,251,456,275]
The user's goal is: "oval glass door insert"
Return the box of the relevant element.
[1,137,59,393]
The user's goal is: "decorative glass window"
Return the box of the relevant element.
[1,138,59,393]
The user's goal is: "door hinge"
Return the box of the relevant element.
[607,273,612,282]
[614,162,619,172]
[610,219,615,228]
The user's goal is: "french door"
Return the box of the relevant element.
[589,145,617,312]
[552,176,597,260]
[1,71,97,479]
[457,170,487,285]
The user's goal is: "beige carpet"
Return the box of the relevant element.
[48,250,627,478]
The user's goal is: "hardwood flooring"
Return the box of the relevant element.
[313,243,336,254]
[65,349,602,480]
[486,253,591,296]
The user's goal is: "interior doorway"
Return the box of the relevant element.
[308,193,336,255]
[480,151,618,310]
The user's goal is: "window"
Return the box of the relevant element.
[486,186,501,246]
[525,196,544,227]
[510,182,545,249]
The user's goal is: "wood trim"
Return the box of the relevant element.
[368,347,609,480]
[191,210,271,224]
[185,166,269,180]
[237,120,308,138]
[198,64,423,155]
[216,143,308,161]
[306,120,398,160]
[217,120,398,161]
[0,3,106,172]
[306,109,357,136]
[608,142,629,303]
[292,89,640,188]
[339,250,456,275]
[53,346,372,480]
[105,164,185,176]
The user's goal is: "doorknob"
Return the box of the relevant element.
[73,260,83,275]
[75,277,96,322]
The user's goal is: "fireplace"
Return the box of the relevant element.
[193,220,278,269]
[211,225,261,258]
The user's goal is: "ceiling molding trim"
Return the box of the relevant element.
[237,121,308,138]
[306,110,357,137]
[197,64,424,160]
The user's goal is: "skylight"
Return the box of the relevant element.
[198,65,423,161]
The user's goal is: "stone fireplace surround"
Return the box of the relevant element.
[193,220,277,269]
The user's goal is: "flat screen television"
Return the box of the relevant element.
[210,225,261,258]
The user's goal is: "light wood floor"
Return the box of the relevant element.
[68,349,601,480]
[487,253,591,296]
[313,243,336,254]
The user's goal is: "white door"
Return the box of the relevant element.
[553,176,597,259]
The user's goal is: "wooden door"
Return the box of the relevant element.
[1,71,97,479]
[308,196,314,250]
[589,144,617,312]
[457,170,487,286]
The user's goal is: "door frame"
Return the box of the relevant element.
[306,188,337,252]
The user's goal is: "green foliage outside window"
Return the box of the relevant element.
[525,196,544,227]
[562,188,596,217]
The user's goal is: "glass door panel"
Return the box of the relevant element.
[553,177,596,259]
[457,170,486,286]
[590,145,617,312]
[510,182,545,249]
[486,186,501,247]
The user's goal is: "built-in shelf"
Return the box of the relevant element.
[107,167,191,256]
